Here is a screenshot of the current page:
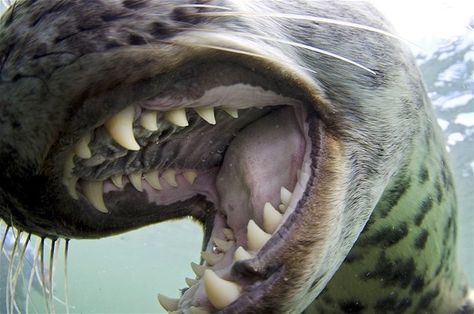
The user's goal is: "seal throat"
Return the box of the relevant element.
[63,84,314,311]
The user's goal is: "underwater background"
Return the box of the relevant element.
[0,0,472,313]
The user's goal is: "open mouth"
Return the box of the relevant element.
[60,61,319,312]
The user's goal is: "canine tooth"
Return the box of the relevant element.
[162,169,178,187]
[74,133,92,159]
[185,277,198,287]
[280,187,292,206]
[144,170,162,190]
[63,152,79,199]
[191,262,206,277]
[201,251,223,266]
[104,106,140,151]
[223,228,234,240]
[194,107,216,125]
[140,110,158,131]
[183,170,198,185]
[164,108,188,127]
[111,174,124,189]
[263,202,283,234]
[247,220,271,251]
[203,270,241,309]
[82,180,108,213]
[129,172,143,192]
[234,246,252,261]
[157,294,179,311]
[213,238,234,252]
[188,307,209,314]
[222,107,239,118]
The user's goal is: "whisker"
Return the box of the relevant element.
[64,239,70,314]
[179,28,375,74]
[40,238,52,314]
[160,40,316,74]
[10,233,31,314]
[49,239,57,314]
[26,239,42,314]
[7,229,20,314]
[192,11,406,42]
[174,4,232,11]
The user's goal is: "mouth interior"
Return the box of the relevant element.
[63,84,312,311]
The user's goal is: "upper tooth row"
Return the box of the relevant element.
[158,187,293,312]
[76,105,240,155]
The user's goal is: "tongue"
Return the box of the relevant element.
[216,107,306,242]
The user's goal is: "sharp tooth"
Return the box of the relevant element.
[222,107,239,118]
[188,306,209,314]
[280,187,292,206]
[111,174,124,189]
[164,108,188,127]
[234,246,252,261]
[74,133,92,159]
[263,202,283,234]
[213,238,234,252]
[191,262,206,277]
[104,106,140,151]
[185,277,198,287]
[278,204,287,212]
[140,110,158,131]
[201,251,223,266]
[203,270,241,309]
[223,228,234,241]
[82,180,108,213]
[144,170,162,190]
[128,172,143,192]
[63,152,79,200]
[194,107,216,125]
[183,170,198,185]
[162,169,178,187]
[247,220,271,251]
[157,294,179,311]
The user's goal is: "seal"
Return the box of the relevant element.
[0,0,472,313]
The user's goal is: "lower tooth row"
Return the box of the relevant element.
[68,168,198,213]
[159,187,293,312]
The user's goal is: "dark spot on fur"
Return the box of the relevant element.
[415,197,434,226]
[434,180,443,204]
[128,33,147,45]
[375,165,411,218]
[149,22,174,38]
[419,166,429,184]
[339,300,365,313]
[415,287,440,310]
[362,222,408,247]
[364,252,416,288]
[122,0,148,10]
[411,275,425,292]
[375,294,411,312]
[414,229,429,250]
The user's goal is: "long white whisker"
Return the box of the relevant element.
[26,239,42,314]
[64,239,70,314]
[161,40,317,74]
[174,4,232,11]
[7,229,20,314]
[180,28,375,74]
[49,239,57,314]
[40,238,52,314]
[192,11,406,42]
[10,233,31,314]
